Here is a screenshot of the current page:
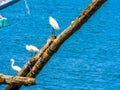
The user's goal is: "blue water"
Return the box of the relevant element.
[0,0,120,90]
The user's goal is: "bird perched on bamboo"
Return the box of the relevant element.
[49,16,60,36]
[25,45,39,56]
[10,59,22,72]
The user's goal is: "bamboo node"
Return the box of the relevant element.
[48,46,55,54]
[39,57,46,64]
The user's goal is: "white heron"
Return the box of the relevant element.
[49,16,60,36]
[25,45,39,56]
[10,59,22,72]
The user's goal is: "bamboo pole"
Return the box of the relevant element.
[5,0,107,90]
[27,0,107,78]
[0,74,35,86]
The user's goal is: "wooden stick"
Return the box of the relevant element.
[0,74,35,86]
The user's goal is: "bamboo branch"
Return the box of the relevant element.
[0,74,35,86]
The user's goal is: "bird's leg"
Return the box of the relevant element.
[32,52,37,57]
[27,62,32,71]
[34,52,37,56]
[52,28,55,36]
[31,53,34,57]
[27,63,35,75]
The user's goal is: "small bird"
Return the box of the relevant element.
[49,16,60,36]
[25,45,39,56]
[10,59,21,72]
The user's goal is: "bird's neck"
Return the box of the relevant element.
[11,61,14,68]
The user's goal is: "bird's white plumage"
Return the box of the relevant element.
[26,45,39,53]
[10,59,21,72]
[49,16,60,30]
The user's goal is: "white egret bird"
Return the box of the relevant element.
[10,59,21,72]
[49,16,60,36]
[25,45,39,56]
